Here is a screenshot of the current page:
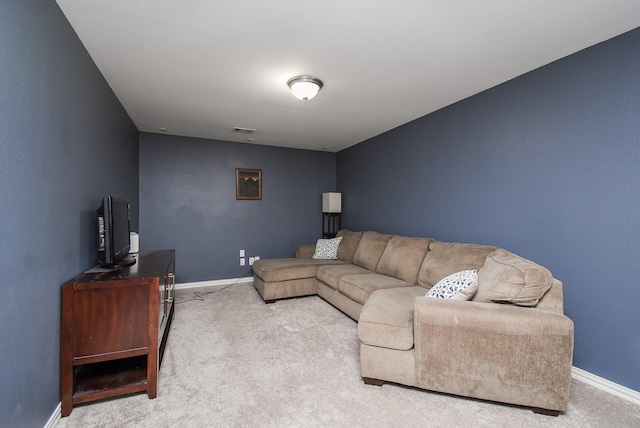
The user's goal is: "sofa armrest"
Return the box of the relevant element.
[413,297,574,411]
[295,244,316,259]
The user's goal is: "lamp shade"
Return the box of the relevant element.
[322,192,341,213]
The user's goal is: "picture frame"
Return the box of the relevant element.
[236,168,262,200]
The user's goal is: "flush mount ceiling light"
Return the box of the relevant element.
[287,75,323,101]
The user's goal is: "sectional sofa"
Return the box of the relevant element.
[252,230,574,415]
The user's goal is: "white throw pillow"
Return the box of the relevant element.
[426,269,478,301]
[312,237,343,260]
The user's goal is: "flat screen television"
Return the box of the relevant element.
[97,196,136,268]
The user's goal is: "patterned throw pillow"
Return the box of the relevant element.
[425,269,478,301]
[312,237,343,260]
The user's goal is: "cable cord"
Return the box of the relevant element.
[175,279,243,304]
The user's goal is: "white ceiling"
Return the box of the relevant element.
[55,1,640,152]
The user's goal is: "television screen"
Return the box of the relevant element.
[97,196,135,267]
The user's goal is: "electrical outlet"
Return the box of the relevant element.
[254,256,260,261]
[240,257,245,266]
[240,249,245,257]
[249,257,255,265]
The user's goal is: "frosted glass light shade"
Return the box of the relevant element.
[288,75,323,101]
[322,192,341,213]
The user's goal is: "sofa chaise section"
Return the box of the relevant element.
[252,229,367,303]
[252,258,345,303]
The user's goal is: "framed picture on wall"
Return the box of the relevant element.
[236,168,262,200]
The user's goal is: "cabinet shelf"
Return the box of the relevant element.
[73,356,148,404]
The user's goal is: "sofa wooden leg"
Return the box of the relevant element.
[362,377,384,386]
[264,299,276,304]
[532,407,560,416]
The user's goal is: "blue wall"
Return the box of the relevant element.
[139,132,336,282]
[0,1,138,426]
[337,27,640,392]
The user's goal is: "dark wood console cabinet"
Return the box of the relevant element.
[60,250,175,417]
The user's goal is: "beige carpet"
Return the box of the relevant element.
[57,282,640,428]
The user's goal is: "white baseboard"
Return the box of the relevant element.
[572,366,640,406]
[175,276,253,290]
[44,403,60,428]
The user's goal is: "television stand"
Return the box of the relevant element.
[60,250,175,417]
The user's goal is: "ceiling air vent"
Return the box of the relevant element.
[233,127,256,134]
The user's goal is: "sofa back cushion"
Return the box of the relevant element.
[376,236,433,284]
[352,231,392,271]
[535,279,564,313]
[472,248,553,307]
[335,230,363,263]
[417,241,497,289]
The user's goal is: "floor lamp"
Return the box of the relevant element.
[322,192,342,238]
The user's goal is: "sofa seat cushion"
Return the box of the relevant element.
[338,273,413,305]
[252,258,345,283]
[376,236,433,284]
[358,286,427,351]
[418,241,497,289]
[317,264,371,290]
